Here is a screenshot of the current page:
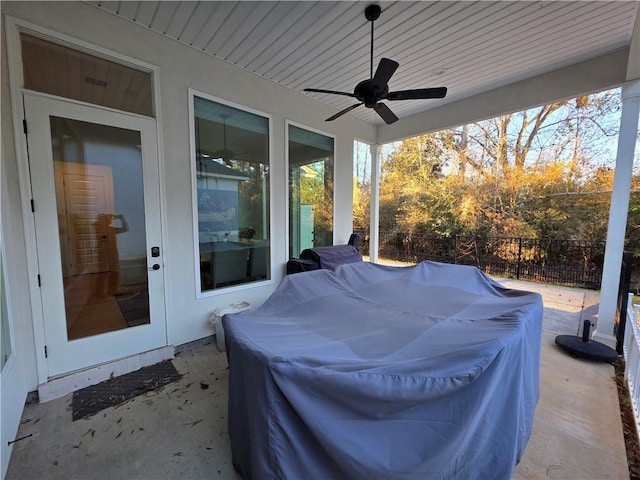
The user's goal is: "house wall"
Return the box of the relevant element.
[1,16,37,476]
[0,2,375,475]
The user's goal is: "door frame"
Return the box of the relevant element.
[5,16,167,384]
[25,94,168,377]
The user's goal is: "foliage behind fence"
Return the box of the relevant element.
[354,230,605,289]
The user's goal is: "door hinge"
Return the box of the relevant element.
[30,199,35,212]
[37,274,41,287]
[23,119,28,135]
[44,345,48,358]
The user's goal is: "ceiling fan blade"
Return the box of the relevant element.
[372,58,399,86]
[326,103,362,121]
[372,102,398,124]
[304,88,356,98]
[387,87,448,101]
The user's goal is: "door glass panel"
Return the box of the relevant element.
[50,116,149,340]
[21,34,153,117]
[288,125,334,258]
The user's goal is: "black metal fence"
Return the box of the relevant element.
[615,250,634,353]
[354,230,606,289]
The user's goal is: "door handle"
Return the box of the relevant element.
[148,264,160,271]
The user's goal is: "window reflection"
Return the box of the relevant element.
[288,125,334,258]
[1,250,11,371]
[50,117,150,340]
[193,97,270,292]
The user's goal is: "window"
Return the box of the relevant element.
[1,250,11,371]
[20,34,153,117]
[193,95,270,292]
[288,124,334,258]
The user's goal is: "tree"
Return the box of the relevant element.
[353,142,371,230]
[352,176,369,230]
[371,88,623,243]
[379,132,459,234]
[448,91,620,238]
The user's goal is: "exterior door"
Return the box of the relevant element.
[24,93,166,378]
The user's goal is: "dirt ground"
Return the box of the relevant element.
[615,357,640,480]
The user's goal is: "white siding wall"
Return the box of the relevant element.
[1,10,38,473]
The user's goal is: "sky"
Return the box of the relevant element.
[354,87,640,185]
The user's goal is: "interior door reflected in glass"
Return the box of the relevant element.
[50,116,150,340]
[288,125,334,258]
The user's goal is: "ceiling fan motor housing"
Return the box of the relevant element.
[355,79,388,107]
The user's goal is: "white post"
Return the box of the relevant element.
[369,144,382,263]
[595,80,640,346]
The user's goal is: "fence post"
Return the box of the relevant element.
[454,235,458,264]
[616,250,634,354]
[516,237,523,280]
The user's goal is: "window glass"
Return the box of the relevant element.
[50,117,149,339]
[194,96,270,292]
[353,140,372,233]
[20,34,153,117]
[288,125,334,258]
[1,250,11,371]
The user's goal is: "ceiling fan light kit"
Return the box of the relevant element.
[304,4,447,125]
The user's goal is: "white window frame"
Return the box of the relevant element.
[0,232,15,375]
[189,89,274,298]
[285,120,337,258]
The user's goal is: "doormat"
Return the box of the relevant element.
[115,289,149,327]
[72,360,181,421]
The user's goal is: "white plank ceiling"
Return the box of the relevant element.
[90,1,639,125]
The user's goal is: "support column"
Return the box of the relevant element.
[595,80,640,346]
[369,144,382,263]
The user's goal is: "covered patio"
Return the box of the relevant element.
[1,2,639,478]
[5,279,628,479]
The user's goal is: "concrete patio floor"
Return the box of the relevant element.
[5,278,628,479]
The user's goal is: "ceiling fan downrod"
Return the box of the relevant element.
[365,5,381,79]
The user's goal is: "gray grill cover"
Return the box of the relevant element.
[299,244,363,270]
[223,261,543,480]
